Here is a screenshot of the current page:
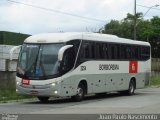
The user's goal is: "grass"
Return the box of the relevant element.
[150,76,160,87]
[0,87,34,103]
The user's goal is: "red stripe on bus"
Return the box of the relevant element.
[129,61,138,73]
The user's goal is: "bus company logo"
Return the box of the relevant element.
[129,61,138,73]
[99,64,119,71]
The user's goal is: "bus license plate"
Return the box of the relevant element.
[30,90,38,95]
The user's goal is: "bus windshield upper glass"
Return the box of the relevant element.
[17,43,63,79]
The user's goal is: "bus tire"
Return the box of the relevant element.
[37,96,49,103]
[119,80,135,96]
[127,80,135,95]
[72,83,85,102]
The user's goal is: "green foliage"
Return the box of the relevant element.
[0,31,30,45]
[150,76,160,87]
[124,12,143,21]
[103,20,121,36]
[0,87,34,102]
[100,13,160,58]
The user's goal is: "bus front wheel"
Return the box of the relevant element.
[72,83,85,102]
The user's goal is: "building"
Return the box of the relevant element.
[0,31,30,88]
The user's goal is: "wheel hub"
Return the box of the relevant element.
[77,88,83,97]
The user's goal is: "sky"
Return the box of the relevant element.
[0,0,160,35]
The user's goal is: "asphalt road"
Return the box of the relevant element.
[0,87,160,120]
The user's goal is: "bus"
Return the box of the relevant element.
[16,32,151,102]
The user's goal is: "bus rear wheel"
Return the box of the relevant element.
[119,80,135,96]
[128,80,135,95]
[37,96,49,103]
[72,83,85,102]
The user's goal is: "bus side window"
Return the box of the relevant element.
[80,42,93,60]
[126,46,130,59]
[109,44,117,60]
[116,44,120,59]
[134,46,139,60]
[102,44,107,59]
[141,46,150,60]
[66,40,80,58]
[108,44,112,59]
[83,43,90,58]
[90,42,95,59]
[95,43,99,59]
[62,40,81,72]
[120,45,124,60]
[95,43,105,59]
[105,44,108,59]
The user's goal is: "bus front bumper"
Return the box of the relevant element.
[16,84,61,97]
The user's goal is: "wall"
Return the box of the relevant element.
[0,72,16,89]
[152,58,160,71]
[0,45,20,89]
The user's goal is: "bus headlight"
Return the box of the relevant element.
[51,83,56,86]
[16,81,20,85]
[54,90,58,94]
[51,81,59,86]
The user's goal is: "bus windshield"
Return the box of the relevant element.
[17,43,63,79]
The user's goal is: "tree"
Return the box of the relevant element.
[149,16,160,58]
[103,20,121,36]
[124,12,143,21]
[100,13,160,58]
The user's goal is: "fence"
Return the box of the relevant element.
[0,45,20,88]
[152,58,160,71]
[151,58,160,77]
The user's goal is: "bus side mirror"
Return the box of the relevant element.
[58,45,73,62]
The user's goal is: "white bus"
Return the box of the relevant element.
[16,32,151,102]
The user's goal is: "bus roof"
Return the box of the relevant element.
[24,32,150,46]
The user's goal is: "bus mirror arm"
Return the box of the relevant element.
[58,45,73,62]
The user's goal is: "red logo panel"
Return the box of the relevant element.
[21,79,30,85]
[129,61,138,73]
